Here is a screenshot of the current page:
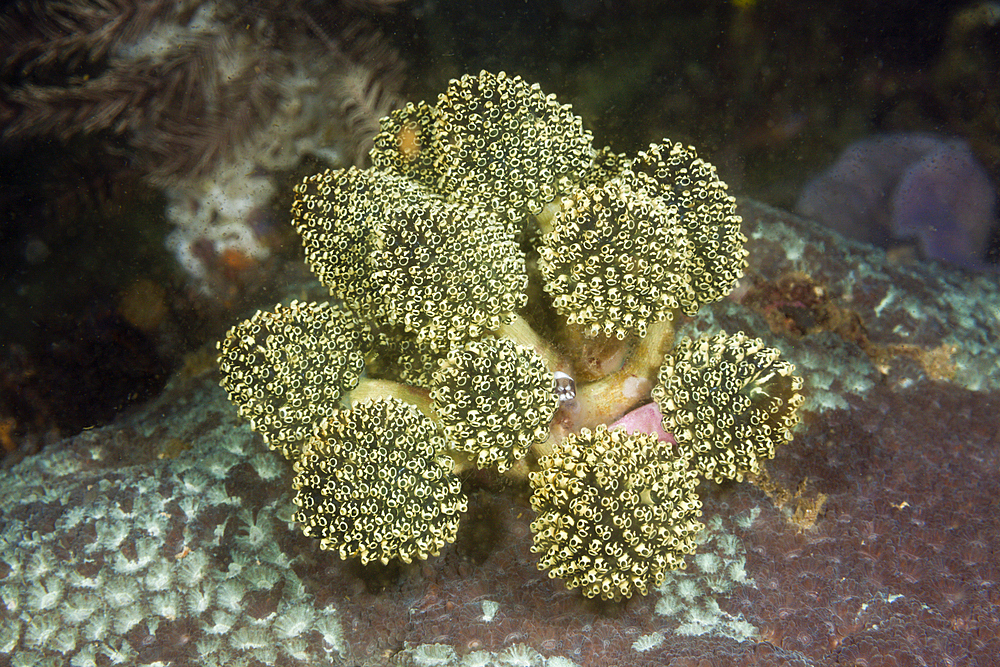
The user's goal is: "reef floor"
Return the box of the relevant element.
[1,201,999,667]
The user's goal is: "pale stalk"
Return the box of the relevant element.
[495,313,566,372]
[347,378,435,420]
[569,318,675,431]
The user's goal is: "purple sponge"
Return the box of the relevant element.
[795,133,997,269]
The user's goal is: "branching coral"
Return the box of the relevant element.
[217,71,806,600]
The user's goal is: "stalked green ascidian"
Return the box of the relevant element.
[217,71,806,601]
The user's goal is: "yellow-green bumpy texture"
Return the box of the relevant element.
[529,425,703,601]
[652,331,806,484]
[538,169,697,339]
[217,300,371,461]
[291,397,467,565]
[216,70,806,601]
[431,338,559,473]
[631,142,747,308]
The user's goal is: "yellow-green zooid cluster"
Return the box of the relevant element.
[217,71,805,600]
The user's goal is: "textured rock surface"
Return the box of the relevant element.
[2,200,999,666]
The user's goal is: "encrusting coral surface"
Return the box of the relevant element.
[217,71,805,601]
[3,178,999,667]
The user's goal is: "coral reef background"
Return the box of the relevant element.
[3,0,998,457]
[1,0,1000,663]
[2,203,999,665]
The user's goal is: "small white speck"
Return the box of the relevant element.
[481,599,499,622]
[727,618,760,641]
[89,521,130,553]
[104,576,140,608]
[27,577,63,611]
[315,613,344,651]
[186,584,213,615]
[24,613,59,647]
[60,506,89,530]
[632,632,664,652]
[216,579,245,612]
[176,550,210,585]
[144,561,172,591]
[26,547,56,579]
[676,621,711,636]
[695,552,722,574]
[99,638,136,665]
[179,496,200,520]
[734,508,760,530]
[547,659,582,667]
[411,643,455,667]
[282,637,310,661]
[64,591,100,625]
[655,592,681,617]
[69,642,97,667]
[206,610,236,635]
[0,618,20,652]
[114,603,145,634]
[83,613,110,642]
[728,557,749,584]
[205,484,237,506]
[251,451,286,481]
[714,533,741,557]
[149,591,180,619]
[181,470,209,494]
[231,625,269,650]
[676,577,701,602]
[497,643,542,666]
[274,604,314,638]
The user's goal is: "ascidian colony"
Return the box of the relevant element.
[217,71,805,602]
